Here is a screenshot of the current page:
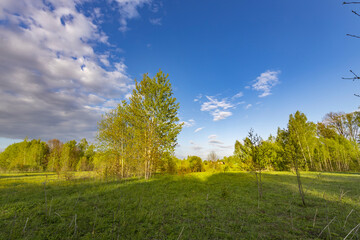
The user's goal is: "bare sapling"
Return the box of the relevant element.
[294,161,306,207]
[313,208,318,227]
[43,175,48,216]
[22,217,29,234]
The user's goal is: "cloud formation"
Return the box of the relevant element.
[208,135,232,149]
[194,127,204,133]
[252,70,281,97]
[114,0,152,32]
[200,96,234,121]
[149,18,162,25]
[0,0,149,140]
[182,119,195,128]
[245,104,252,109]
[190,140,203,151]
[232,91,243,99]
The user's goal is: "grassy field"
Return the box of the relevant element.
[1,171,360,239]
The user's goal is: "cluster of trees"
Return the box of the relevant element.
[232,111,360,173]
[96,71,182,179]
[1,70,359,178]
[1,110,359,176]
[0,71,183,178]
[0,138,95,172]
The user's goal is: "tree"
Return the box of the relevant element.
[323,112,360,142]
[97,101,132,177]
[342,3,360,96]
[235,129,264,206]
[188,156,203,172]
[207,151,219,162]
[127,71,182,179]
[97,70,183,179]
[47,139,63,173]
[286,111,317,206]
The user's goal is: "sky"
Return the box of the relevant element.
[0,0,360,159]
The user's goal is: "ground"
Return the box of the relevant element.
[0,171,359,239]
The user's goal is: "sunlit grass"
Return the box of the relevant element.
[1,171,359,239]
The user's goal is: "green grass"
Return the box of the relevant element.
[1,171,360,239]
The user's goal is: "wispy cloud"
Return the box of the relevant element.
[252,70,281,97]
[245,104,252,109]
[194,127,204,133]
[113,0,152,32]
[208,135,232,149]
[200,96,234,121]
[208,134,217,139]
[190,140,203,151]
[149,17,162,25]
[232,91,243,99]
[181,119,195,127]
[194,94,203,102]
[212,110,232,121]
[208,134,223,145]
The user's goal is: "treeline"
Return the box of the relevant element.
[230,111,360,172]
[0,70,359,176]
[0,111,359,175]
[0,138,95,172]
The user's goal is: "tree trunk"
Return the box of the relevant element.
[295,163,306,207]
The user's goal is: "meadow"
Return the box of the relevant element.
[1,171,360,239]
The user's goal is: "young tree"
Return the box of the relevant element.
[286,111,317,206]
[207,151,219,162]
[97,70,182,179]
[47,139,63,173]
[97,101,132,177]
[235,129,264,205]
[127,70,182,179]
[188,156,203,172]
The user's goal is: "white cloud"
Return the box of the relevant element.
[208,134,217,140]
[207,135,232,150]
[212,110,232,121]
[245,104,252,109]
[200,96,234,121]
[149,18,162,25]
[194,127,204,133]
[113,0,151,32]
[252,70,281,97]
[0,0,148,141]
[232,91,243,99]
[181,119,195,128]
[201,96,233,111]
[209,139,224,145]
[208,134,224,147]
[194,94,202,102]
[190,140,203,151]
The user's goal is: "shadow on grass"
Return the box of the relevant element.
[0,172,57,179]
[1,171,359,239]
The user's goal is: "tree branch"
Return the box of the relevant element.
[343,2,360,4]
[352,10,360,16]
[346,33,360,38]
[342,70,360,81]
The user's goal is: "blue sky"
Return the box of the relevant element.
[0,0,359,159]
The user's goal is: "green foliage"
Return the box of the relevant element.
[0,138,95,173]
[0,138,49,172]
[187,156,203,172]
[231,110,360,173]
[97,70,182,179]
